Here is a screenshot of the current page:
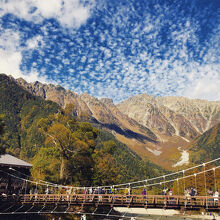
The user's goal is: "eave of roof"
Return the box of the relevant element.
[0,154,32,168]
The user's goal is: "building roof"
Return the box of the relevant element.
[0,154,32,168]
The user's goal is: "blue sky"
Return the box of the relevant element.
[0,0,219,103]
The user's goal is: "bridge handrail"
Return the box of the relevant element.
[18,194,220,202]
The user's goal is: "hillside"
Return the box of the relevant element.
[13,75,220,169]
[0,74,60,158]
[117,94,220,168]
[188,122,220,164]
[157,96,220,134]
[0,74,164,184]
[118,94,220,139]
[97,129,164,183]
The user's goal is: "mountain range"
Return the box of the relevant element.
[0,73,164,182]
[6,74,220,169]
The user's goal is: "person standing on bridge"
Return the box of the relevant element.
[125,186,132,203]
[81,214,86,220]
[125,187,129,195]
[142,188,147,205]
[67,187,71,201]
[214,190,219,206]
[190,187,196,205]
[207,188,213,205]
[168,188,174,204]
[88,187,92,195]
[184,188,191,205]
[162,187,168,196]
[142,188,146,197]
[109,187,113,194]
[208,188,213,196]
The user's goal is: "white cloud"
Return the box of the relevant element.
[0,0,95,28]
[0,47,48,83]
[0,29,20,50]
[1,0,219,103]
[0,30,22,76]
[183,64,220,101]
[0,29,48,83]
[26,35,44,49]
[0,49,22,77]
[35,0,62,18]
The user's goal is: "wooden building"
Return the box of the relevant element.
[0,154,32,195]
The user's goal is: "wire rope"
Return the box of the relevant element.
[1,165,220,193]
[0,157,219,193]
[121,165,220,190]
[4,157,220,191]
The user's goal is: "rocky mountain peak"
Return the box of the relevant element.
[117,93,220,140]
[100,98,114,106]
[79,92,96,101]
[157,96,220,133]
[120,93,156,106]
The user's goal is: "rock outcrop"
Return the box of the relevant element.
[117,94,220,141]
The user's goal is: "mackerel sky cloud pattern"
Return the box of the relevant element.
[0,0,219,102]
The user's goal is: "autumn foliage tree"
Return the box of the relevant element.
[92,140,121,185]
[31,104,163,188]
[34,111,99,185]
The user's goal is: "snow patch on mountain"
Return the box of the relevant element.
[173,149,189,167]
[145,147,162,156]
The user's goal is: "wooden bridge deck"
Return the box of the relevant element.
[1,194,220,211]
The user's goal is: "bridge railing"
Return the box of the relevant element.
[17,194,219,208]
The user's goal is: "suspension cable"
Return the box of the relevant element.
[1,165,220,192]
[0,157,219,191]
[5,157,220,190]
[120,165,220,190]
[96,157,220,189]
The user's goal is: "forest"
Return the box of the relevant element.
[0,74,164,188]
[0,74,219,196]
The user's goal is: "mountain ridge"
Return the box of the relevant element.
[5,74,220,169]
[0,74,164,183]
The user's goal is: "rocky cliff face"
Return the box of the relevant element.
[117,94,220,141]
[15,77,156,143]
[157,96,220,133]
[15,77,92,117]
[13,76,220,169]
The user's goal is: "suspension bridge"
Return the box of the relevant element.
[0,157,219,219]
